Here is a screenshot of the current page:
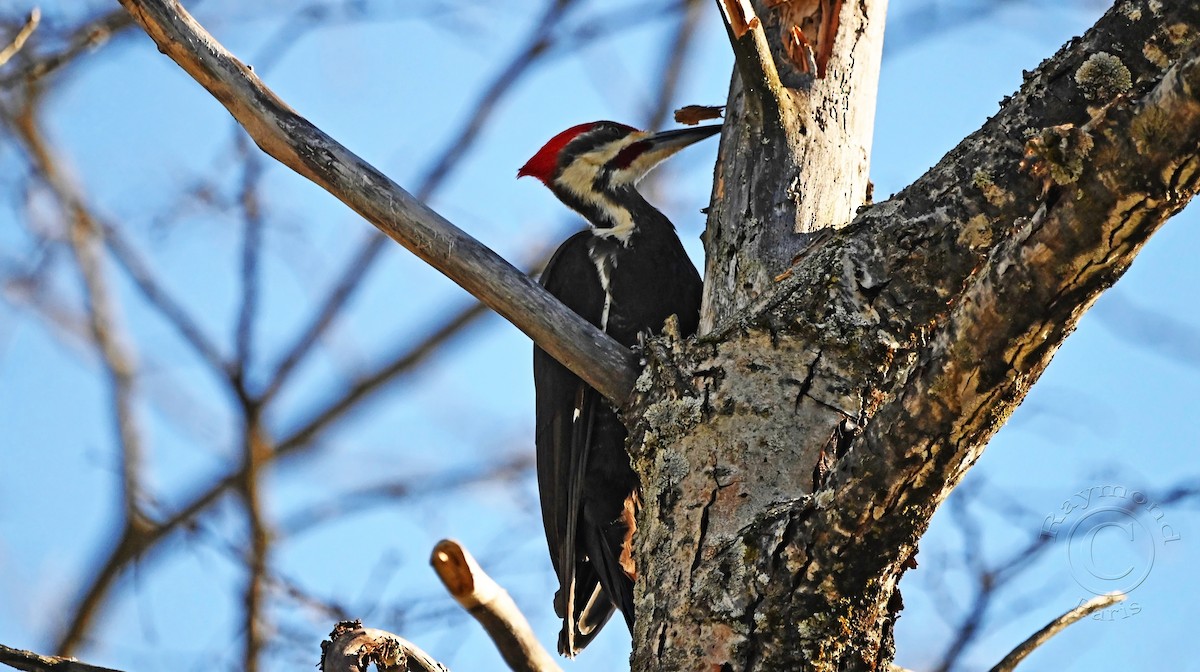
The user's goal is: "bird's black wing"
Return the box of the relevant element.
[533,230,615,655]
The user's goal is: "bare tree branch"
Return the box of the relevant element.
[49,270,503,654]
[933,492,1053,672]
[0,644,124,672]
[988,594,1125,672]
[115,0,638,405]
[3,96,163,658]
[0,8,39,69]
[239,420,272,672]
[234,145,265,381]
[320,621,449,672]
[280,453,533,537]
[12,99,147,522]
[431,540,561,672]
[0,9,134,87]
[644,0,705,131]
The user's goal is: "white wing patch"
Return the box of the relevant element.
[590,245,615,331]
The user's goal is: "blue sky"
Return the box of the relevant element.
[1,1,1197,670]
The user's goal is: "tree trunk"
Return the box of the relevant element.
[630,1,1200,670]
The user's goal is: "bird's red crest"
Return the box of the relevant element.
[518,121,639,184]
[518,122,596,183]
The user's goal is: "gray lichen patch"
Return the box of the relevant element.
[1074,52,1132,100]
[634,365,655,393]
[643,396,704,445]
[653,448,690,492]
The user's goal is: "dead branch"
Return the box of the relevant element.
[115,0,638,406]
[0,644,124,672]
[713,0,784,120]
[431,540,561,672]
[320,621,449,672]
[988,594,1125,672]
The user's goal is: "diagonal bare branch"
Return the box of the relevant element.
[0,643,125,672]
[7,100,157,657]
[259,0,579,404]
[112,0,639,405]
[0,9,134,87]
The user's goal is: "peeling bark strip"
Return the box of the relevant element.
[116,0,639,406]
[719,0,762,38]
[631,1,1200,669]
[768,0,844,80]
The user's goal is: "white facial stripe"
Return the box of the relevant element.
[554,131,651,244]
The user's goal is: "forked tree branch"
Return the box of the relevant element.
[115,0,639,405]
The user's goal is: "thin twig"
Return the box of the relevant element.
[432,540,561,672]
[988,594,1125,672]
[0,9,133,87]
[240,420,272,672]
[6,98,155,657]
[0,8,40,69]
[644,0,705,131]
[235,145,265,381]
[280,453,533,537]
[934,487,1054,672]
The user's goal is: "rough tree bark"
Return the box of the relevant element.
[97,1,1200,671]
[629,1,1200,670]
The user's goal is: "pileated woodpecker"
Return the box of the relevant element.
[519,121,719,656]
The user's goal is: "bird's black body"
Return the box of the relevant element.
[521,121,716,656]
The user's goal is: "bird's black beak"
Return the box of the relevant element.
[642,124,723,154]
